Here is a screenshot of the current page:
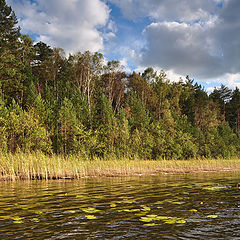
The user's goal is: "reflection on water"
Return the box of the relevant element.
[0,171,240,239]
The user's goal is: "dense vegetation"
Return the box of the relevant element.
[1,0,240,160]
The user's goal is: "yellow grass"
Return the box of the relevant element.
[1,152,240,180]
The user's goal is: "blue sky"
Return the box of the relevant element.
[6,0,240,92]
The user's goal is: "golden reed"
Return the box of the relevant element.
[1,152,240,180]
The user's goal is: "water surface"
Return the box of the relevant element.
[1,171,240,239]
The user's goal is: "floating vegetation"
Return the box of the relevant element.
[189,209,198,212]
[116,199,135,204]
[143,223,157,227]
[12,216,24,224]
[0,216,12,220]
[140,205,151,211]
[119,196,134,199]
[85,215,97,220]
[202,186,227,191]
[76,195,84,198]
[207,215,218,218]
[123,200,135,204]
[31,218,40,223]
[117,208,141,213]
[125,209,141,212]
[36,211,43,214]
[164,218,186,224]
[67,210,76,213]
[140,217,154,222]
[154,199,185,205]
[171,201,184,205]
[140,215,186,224]
[94,196,104,199]
[154,201,165,205]
[147,214,158,218]
[81,207,100,213]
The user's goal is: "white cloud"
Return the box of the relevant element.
[214,73,240,89]
[206,87,216,93]
[134,66,184,83]
[103,32,116,41]
[119,57,131,73]
[7,0,112,54]
[226,73,240,89]
[110,0,240,82]
[141,20,224,79]
[205,72,240,93]
[109,0,217,22]
[107,20,117,33]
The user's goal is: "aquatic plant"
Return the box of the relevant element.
[1,152,240,180]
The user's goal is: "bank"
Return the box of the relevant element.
[1,152,240,180]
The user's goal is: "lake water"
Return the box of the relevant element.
[1,171,240,239]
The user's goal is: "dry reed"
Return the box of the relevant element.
[1,152,240,180]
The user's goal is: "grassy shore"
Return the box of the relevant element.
[1,152,240,180]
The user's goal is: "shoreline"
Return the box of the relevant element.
[1,153,240,180]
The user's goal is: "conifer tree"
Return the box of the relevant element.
[0,0,25,104]
[227,88,240,135]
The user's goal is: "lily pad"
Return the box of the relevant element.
[0,216,12,220]
[207,215,218,218]
[81,207,100,213]
[140,205,151,211]
[12,216,24,224]
[163,217,186,224]
[146,215,158,218]
[85,215,97,220]
[155,216,171,220]
[140,217,154,222]
[31,218,40,223]
[36,211,43,214]
[139,215,186,224]
[76,195,84,198]
[189,209,198,212]
[117,208,141,213]
[94,196,104,199]
[13,220,23,224]
[144,223,157,226]
[203,186,227,191]
[154,201,165,205]
[67,210,76,213]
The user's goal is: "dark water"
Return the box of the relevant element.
[1,171,240,239]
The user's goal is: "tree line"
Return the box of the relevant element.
[1,0,240,159]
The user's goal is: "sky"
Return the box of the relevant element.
[6,0,240,92]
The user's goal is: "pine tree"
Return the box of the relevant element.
[227,88,240,135]
[0,0,25,104]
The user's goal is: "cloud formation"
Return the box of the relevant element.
[111,0,240,81]
[6,0,240,87]
[7,0,111,54]
[109,0,217,22]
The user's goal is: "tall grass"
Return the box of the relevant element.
[1,152,240,180]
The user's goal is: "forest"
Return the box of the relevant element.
[1,0,240,160]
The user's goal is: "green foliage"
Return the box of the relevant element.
[128,92,151,131]
[0,0,25,104]
[1,0,240,160]
[56,98,87,155]
[1,100,52,153]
